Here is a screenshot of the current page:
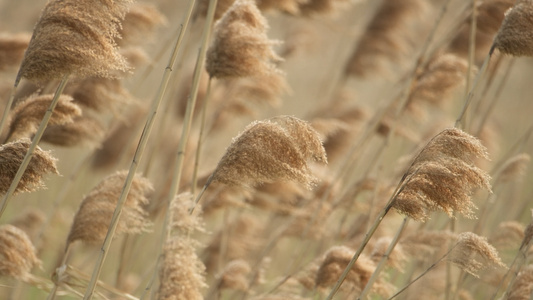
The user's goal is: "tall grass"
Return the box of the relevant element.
[0,0,532,299]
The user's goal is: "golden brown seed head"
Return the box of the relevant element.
[448,232,505,277]
[158,238,207,300]
[0,139,58,195]
[216,259,251,291]
[0,224,41,280]
[507,265,533,300]
[67,170,153,245]
[393,128,491,221]
[210,116,326,189]
[256,0,308,15]
[206,0,282,78]
[16,0,133,84]
[493,0,533,56]
[118,2,167,46]
[9,209,46,241]
[42,116,106,148]
[6,94,82,141]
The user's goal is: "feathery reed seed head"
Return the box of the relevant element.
[0,224,41,280]
[0,139,58,195]
[67,170,153,245]
[216,259,251,291]
[42,116,105,148]
[210,116,326,189]
[493,0,533,56]
[16,0,133,83]
[393,128,491,221]
[206,0,283,78]
[507,265,533,300]
[6,94,81,141]
[0,33,31,71]
[448,232,505,277]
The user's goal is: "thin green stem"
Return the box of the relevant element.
[0,74,69,219]
[82,1,197,297]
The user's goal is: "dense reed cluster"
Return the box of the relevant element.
[1,0,533,299]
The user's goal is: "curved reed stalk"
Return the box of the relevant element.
[82,1,199,298]
[0,75,69,218]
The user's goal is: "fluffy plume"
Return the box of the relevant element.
[392,128,491,221]
[158,238,207,300]
[195,0,237,21]
[0,32,31,71]
[118,2,167,46]
[66,77,133,115]
[407,53,469,111]
[0,139,58,195]
[371,237,407,271]
[6,94,81,141]
[493,0,533,56]
[67,170,153,245]
[206,0,283,78]
[42,116,106,147]
[490,221,525,249]
[344,0,428,77]
[448,0,514,63]
[315,246,392,297]
[216,259,251,291]
[448,232,505,277]
[9,209,46,241]
[0,224,41,280]
[16,0,132,83]
[493,153,530,184]
[209,116,327,189]
[507,265,533,300]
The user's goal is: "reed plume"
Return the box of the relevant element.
[448,0,514,63]
[256,0,307,15]
[206,0,282,78]
[0,33,30,71]
[42,116,105,147]
[344,0,428,77]
[298,0,350,16]
[9,209,46,241]
[0,224,41,280]
[0,139,58,195]
[208,116,327,190]
[66,170,153,245]
[392,128,491,221]
[16,0,133,84]
[118,2,167,46]
[215,259,251,291]
[507,265,533,300]
[196,0,237,21]
[66,77,133,115]
[5,94,81,141]
[448,232,505,277]
[492,0,533,57]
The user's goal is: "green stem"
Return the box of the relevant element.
[82,0,198,297]
[0,74,69,219]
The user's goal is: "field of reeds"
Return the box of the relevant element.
[0,0,532,299]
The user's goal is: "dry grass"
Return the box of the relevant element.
[0,0,533,299]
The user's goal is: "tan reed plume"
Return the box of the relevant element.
[215,259,252,291]
[506,265,533,300]
[407,53,469,113]
[5,94,81,142]
[344,0,428,78]
[42,116,105,148]
[66,77,133,115]
[256,0,307,14]
[448,0,514,63]
[0,139,58,195]
[0,224,41,281]
[66,170,153,246]
[206,0,283,78]
[196,0,237,21]
[392,128,491,221]
[9,209,46,242]
[16,0,133,84]
[0,33,30,71]
[493,0,533,57]
[206,116,327,190]
[448,232,505,277]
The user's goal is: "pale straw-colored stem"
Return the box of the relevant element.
[0,84,18,141]
[138,0,217,298]
[47,243,73,300]
[387,244,458,300]
[82,2,198,298]
[358,217,409,300]
[0,74,70,219]
[191,77,213,196]
[464,0,477,100]
[455,49,492,129]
